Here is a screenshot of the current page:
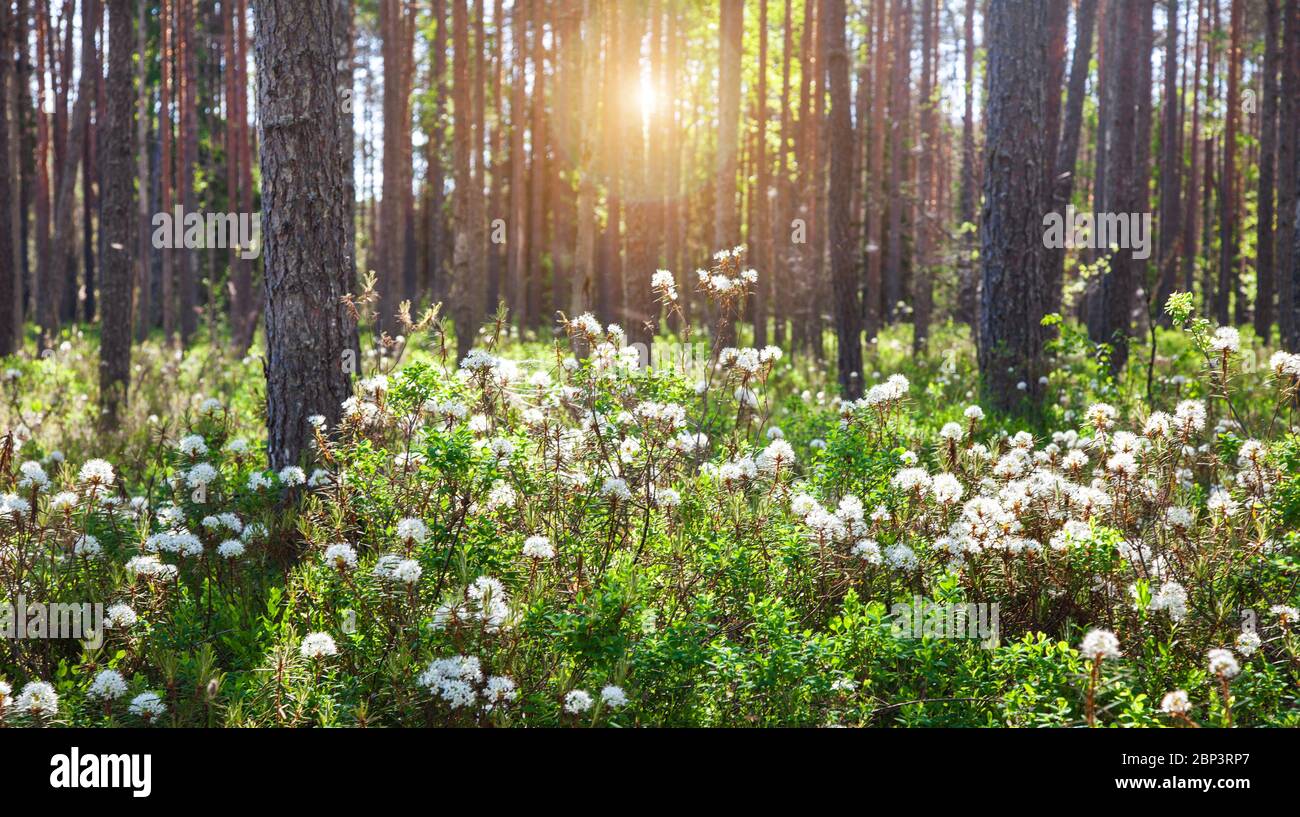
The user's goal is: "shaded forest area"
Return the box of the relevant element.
[0,0,1298,427]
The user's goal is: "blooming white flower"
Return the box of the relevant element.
[523,535,555,559]
[73,534,101,557]
[1080,628,1121,661]
[1209,326,1240,355]
[300,632,338,659]
[484,675,518,708]
[17,461,48,490]
[651,269,678,300]
[892,467,932,493]
[324,543,358,570]
[105,604,138,629]
[852,539,882,565]
[564,689,594,714]
[486,480,517,510]
[49,491,79,511]
[217,540,245,558]
[178,434,208,457]
[128,691,166,721]
[391,559,423,585]
[278,466,307,486]
[79,459,116,486]
[87,669,129,701]
[247,472,273,491]
[1159,690,1191,716]
[396,517,429,545]
[1235,630,1261,657]
[0,493,31,518]
[1175,400,1207,434]
[883,543,918,571]
[600,685,628,708]
[126,555,179,580]
[1207,648,1239,678]
[602,477,632,501]
[930,473,964,505]
[654,487,681,508]
[1271,605,1299,625]
[1165,506,1194,529]
[755,438,796,475]
[16,681,59,717]
[419,655,483,708]
[186,462,219,488]
[1150,582,1188,623]
[1085,403,1118,431]
[1206,487,1238,518]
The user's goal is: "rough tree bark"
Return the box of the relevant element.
[824,0,862,397]
[255,0,357,469]
[1156,0,1183,317]
[1215,0,1241,325]
[1256,0,1280,338]
[884,0,911,321]
[913,0,935,353]
[1277,0,1298,348]
[449,0,486,361]
[1045,0,1097,320]
[1089,0,1142,372]
[0,0,13,357]
[979,0,1047,410]
[956,0,977,329]
[43,0,97,338]
[99,0,134,424]
[715,0,743,257]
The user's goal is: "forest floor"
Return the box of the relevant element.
[1,304,1298,727]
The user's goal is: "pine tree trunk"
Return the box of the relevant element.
[775,0,794,345]
[884,0,910,322]
[34,2,50,333]
[43,0,96,337]
[824,0,861,397]
[0,0,13,356]
[1091,0,1142,370]
[99,0,134,424]
[1278,0,1299,348]
[753,0,769,349]
[449,0,486,361]
[1046,0,1096,320]
[426,0,447,306]
[1215,0,1241,325]
[1256,0,1280,338]
[1182,0,1204,298]
[133,0,150,342]
[598,1,621,327]
[979,0,1047,410]
[178,0,197,342]
[255,0,356,468]
[623,2,653,350]
[913,0,936,353]
[1156,0,1183,318]
[570,0,597,322]
[506,0,526,329]
[525,5,546,333]
[160,0,175,340]
[956,0,978,329]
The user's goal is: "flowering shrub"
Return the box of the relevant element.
[1,276,1298,727]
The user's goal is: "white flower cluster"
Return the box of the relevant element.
[1080,628,1121,661]
[418,655,516,712]
[300,632,338,659]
